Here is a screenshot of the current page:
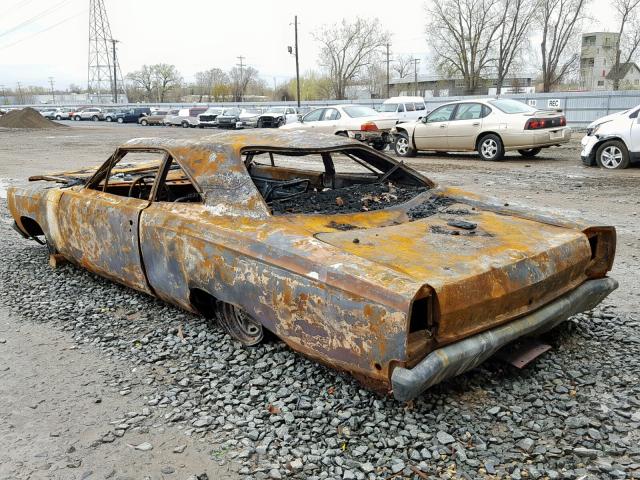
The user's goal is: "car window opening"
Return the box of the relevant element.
[243,148,429,215]
[89,150,202,203]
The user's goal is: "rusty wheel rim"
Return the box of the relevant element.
[218,303,264,346]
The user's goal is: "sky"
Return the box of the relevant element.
[0,0,618,90]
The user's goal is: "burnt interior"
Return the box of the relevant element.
[243,148,431,215]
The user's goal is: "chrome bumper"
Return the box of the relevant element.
[391,277,618,402]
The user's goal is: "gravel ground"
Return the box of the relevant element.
[1,122,639,479]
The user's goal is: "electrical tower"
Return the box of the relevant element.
[87,0,125,103]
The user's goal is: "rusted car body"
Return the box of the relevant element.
[8,130,617,401]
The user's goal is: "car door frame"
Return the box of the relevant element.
[412,103,457,151]
[54,147,171,293]
[446,102,487,151]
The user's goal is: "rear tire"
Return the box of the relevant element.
[518,148,542,158]
[105,116,113,122]
[91,115,99,122]
[117,117,124,124]
[181,121,189,128]
[394,132,416,157]
[477,134,504,161]
[74,115,81,121]
[140,119,148,126]
[596,140,630,169]
[55,115,62,120]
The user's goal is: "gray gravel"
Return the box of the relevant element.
[1,201,639,480]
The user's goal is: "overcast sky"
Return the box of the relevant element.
[0,0,618,90]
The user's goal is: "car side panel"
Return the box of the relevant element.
[138,202,409,387]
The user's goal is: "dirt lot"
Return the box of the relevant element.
[0,122,639,480]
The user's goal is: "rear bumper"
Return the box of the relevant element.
[391,277,618,401]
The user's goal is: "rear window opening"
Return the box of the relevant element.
[242,148,431,215]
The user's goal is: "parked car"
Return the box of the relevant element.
[197,107,225,128]
[378,96,428,122]
[114,107,151,124]
[8,130,617,401]
[256,106,299,128]
[216,108,263,129]
[139,109,171,126]
[580,105,640,169]
[279,104,398,150]
[54,108,74,120]
[73,107,104,121]
[165,107,208,128]
[391,98,571,160]
[41,108,62,120]
[102,108,120,122]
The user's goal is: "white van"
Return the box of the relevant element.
[378,96,428,122]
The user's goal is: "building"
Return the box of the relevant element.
[605,62,640,89]
[387,75,534,97]
[579,32,640,90]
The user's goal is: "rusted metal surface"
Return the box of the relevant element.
[496,339,552,369]
[7,130,618,399]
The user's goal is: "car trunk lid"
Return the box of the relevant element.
[315,209,592,345]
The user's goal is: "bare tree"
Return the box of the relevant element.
[392,55,414,79]
[153,64,182,102]
[426,0,501,94]
[611,0,640,90]
[126,65,155,100]
[228,66,259,101]
[313,17,389,100]
[494,0,537,93]
[538,0,587,92]
[126,64,181,102]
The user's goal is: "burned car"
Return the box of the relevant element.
[8,130,617,401]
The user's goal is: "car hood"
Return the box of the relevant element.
[587,110,629,129]
[311,196,592,345]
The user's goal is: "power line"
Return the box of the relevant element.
[0,9,85,51]
[0,0,73,39]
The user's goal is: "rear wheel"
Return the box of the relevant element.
[55,115,62,120]
[518,148,542,158]
[477,134,504,161]
[74,115,81,121]
[218,302,264,346]
[394,132,416,157]
[140,119,148,126]
[117,117,124,124]
[596,140,630,169]
[181,121,189,128]
[372,139,387,151]
[91,115,99,122]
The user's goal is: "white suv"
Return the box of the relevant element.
[581,105,640,169]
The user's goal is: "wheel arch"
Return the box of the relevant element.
[18,216,44,237]
[475,131,503,149]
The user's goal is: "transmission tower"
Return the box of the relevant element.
[87,0,125,103]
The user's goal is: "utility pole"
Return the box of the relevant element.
[386,43,390,98]
[0,85,5,105]
[48,77,55,104]
[236,55,245,102]
[412,58,420,97]
[110,38,119,103]
[294,15,300,108]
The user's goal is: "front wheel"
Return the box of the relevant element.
[478,134,504,161]
[91,115,99,122]
[74,116,81,121]
[105,116,113,122]
[218,302,264,346]
[181,121,190,128]
[117,117,124,124]
[518,148,542,158]
[55,115,62,120]
[394,133,416,157]
[372,140,387,151]
[140,119,148,126]
[596,140,630,169]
